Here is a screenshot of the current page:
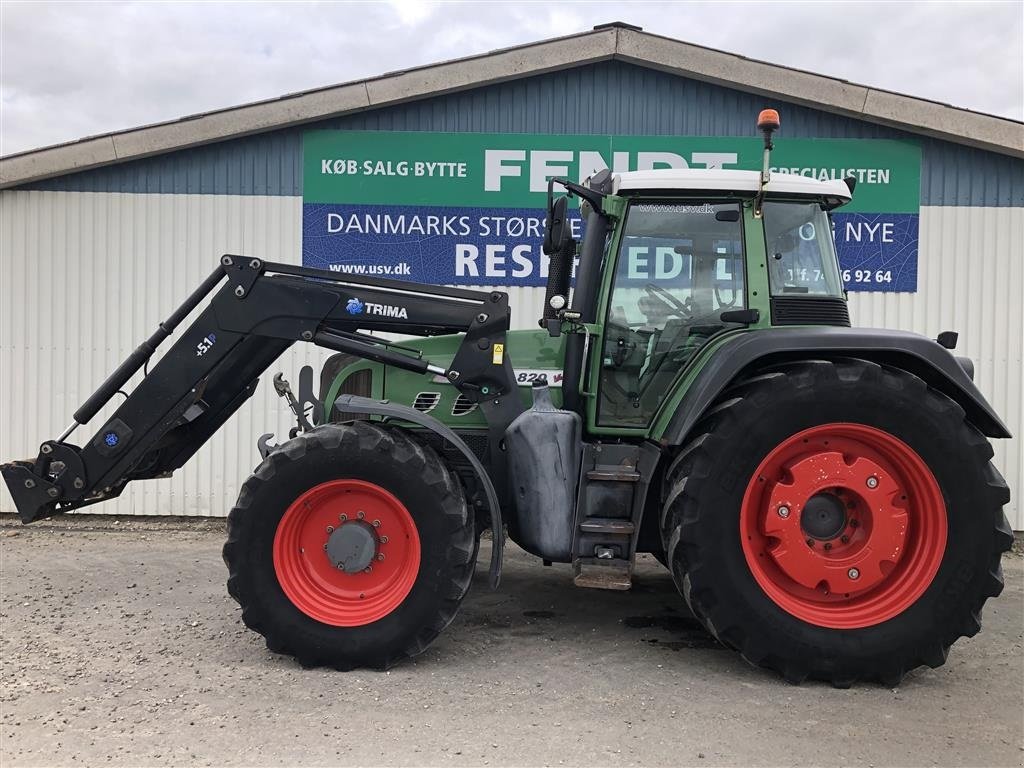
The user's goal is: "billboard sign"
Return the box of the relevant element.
[302,131,921,292]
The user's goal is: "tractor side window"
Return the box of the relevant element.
[598,201,745,428]
[763,201,844,297]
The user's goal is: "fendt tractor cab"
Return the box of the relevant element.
[3,111,1012,686]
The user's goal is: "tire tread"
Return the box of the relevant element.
[660,358,1012,686]
[223,422,474,671]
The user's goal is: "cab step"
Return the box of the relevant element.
[570,442,660,591]
[586,468,641,482]
[573,557,632,590]
[578,518,635,534]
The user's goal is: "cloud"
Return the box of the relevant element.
[1,0,1021,156]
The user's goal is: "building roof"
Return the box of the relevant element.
[2,22,1022,189]
[615,168,852,204]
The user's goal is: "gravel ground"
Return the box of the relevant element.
[1,515,1022,767]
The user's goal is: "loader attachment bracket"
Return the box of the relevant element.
[0,462,59,523]
[0,439,92,523]
[333,393,504,589]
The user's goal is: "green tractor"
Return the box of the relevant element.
[3,111,1012,685]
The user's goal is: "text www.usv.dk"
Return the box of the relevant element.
[328,262,413,276]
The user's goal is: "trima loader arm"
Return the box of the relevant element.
[1,256,522,527]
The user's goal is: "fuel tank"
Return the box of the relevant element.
[504,379,582,562]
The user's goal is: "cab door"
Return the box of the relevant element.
[591,200,747,430]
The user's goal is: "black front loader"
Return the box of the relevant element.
[1,256,523,534]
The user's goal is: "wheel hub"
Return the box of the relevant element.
[326,521,378,573]
[740,423,947,629]
[800,492,847,540]
[272,479,421,627]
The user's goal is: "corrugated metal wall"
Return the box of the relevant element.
[25,61,1024,207]
[0,189,546,516]
[848,206,1023,529]
[0,191,309,516]
[1,190,1021,525]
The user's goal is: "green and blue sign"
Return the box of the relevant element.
[302,131,921,292]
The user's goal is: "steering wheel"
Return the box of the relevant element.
[644,283,692,318]
[714,283,738,308]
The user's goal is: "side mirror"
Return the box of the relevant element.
[541,188,576,331]
[543,195,571,256]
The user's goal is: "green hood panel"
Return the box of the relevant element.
[325,330,566,428]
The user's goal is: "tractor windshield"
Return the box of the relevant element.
[763,201,844,297]
[598,201,745,427]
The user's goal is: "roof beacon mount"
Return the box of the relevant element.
[754,108,781,218]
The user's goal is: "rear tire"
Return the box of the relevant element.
[661,359,1012,686]
[223,422,475,669]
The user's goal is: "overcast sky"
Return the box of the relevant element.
[1,1,1022,156]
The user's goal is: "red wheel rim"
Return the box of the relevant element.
[273,479,420,626]
[740,423,947,629]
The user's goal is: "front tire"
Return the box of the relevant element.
[223,422,475,670]
[661,359,1012,685]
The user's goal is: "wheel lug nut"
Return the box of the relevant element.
[806,538,814,548]
[337,563,345,570]
[850,519,859,528]
[377,553,385,561]
[381,535,389,544]
[840,535,849,544]
[339,514,347,522]
[372,519,381,528]
[323,543,328,551]
[866,476,879,489]
[848,568,860,580]
[824,542,832,551]
[777,505,790,519]
[326,525,334,534]
[357,510,365,520]
[364,566,372,573]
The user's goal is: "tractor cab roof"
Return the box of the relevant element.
[612,168,852,207]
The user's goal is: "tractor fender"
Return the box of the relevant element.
[332,394,504,588]
[660,327,1011,447]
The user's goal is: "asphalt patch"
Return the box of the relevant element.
[522,609,556,619]
[623,613,725,650]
